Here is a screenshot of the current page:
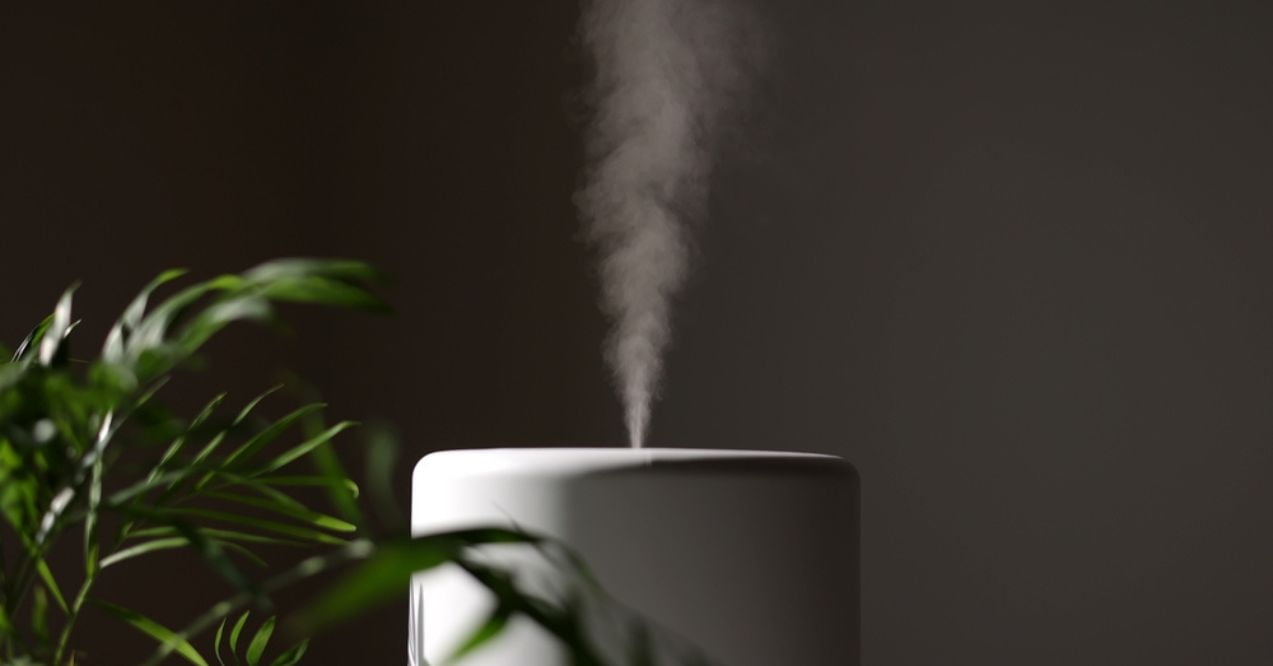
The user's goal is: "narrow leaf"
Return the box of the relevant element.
[304,438,362,526]
[364,424,403,528]
[0,603,13,641]
[96,599,209,666]
[234,386,283,427]
[84,452,104,576]
[442,607,512,665]
[100,538,188,568]
[269,639,309,666]
[127,526,308,549]
[130,275,242,354]
[242,258,379,285]
[248,421,356,477]
[103,268,188,363]
[161,508,348,545]
[39,286,77,366]
[204,491,356,533]
[215,540,269,568]
[173,386,282,494]
[36,557,70,615]
[229,611,250,656]
[253,274,387,310]
[219,403,327,472]
[175,522,258,595]
[12,315,52,361]
[0,362,28,392]
[213,617,228,666]
[255,475,359,498]
[32,586,49,642]
[295,530,539,633]
[178,296,273,354]
[148,392,228,483]
[245,616,275,665]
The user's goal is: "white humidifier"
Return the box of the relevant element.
[409,448,858,665]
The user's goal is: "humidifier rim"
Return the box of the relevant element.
[413,447,853,481]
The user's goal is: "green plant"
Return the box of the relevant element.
[209,612,306,666]
[0,260,632,665]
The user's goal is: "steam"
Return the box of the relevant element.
[577,0,763,447]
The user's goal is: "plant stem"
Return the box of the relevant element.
[51,572,95,666]
[51,519,134,665]
[8,531,55,630]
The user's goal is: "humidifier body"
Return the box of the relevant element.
[409,448,858,666]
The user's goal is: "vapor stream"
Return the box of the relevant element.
[577,0,763,447]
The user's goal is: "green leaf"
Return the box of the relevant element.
[364,424,403,528]
[454,559,603,664]
[176,522,258,595]
[0,441,38,533]
[96,599,210,666]
[245,616,275,665]
[254,475,359,498]
[131,276,241,352]
[84,450,104,576]
[103,268,189,364]
[103,534,268,570]
[0,602,14,641]
[229,611,250,657]
[108,469,191,507]
[0,362,27,392]
[217,540,269,568]
[234,386,284,427]
[219,403,327,472]
[39,286,77,366]
[255,275,389,312]
[124,275,243,380]
[127,526,308,549]
[213,617,228,666]
[160,508,348,545]
[177,297,273,355]
[11,314,51,361]
[442,607,512,665]
[268,639,308,666]
[36,557,70,615]
[192,392,230,428]
[295,529,539,633]
[100,537,185,568]
[247,421,356,477]
[242,258,380,285]
[147,392,227,482]
[32,585,49,643]
[302,436,362,527]
[204,491,356,533]
[236,479,313,509]
[127,269,190,324]
[172,386,282,493]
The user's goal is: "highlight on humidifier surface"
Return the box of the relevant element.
[409,447,860,666]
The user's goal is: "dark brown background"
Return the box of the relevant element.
[3,1,1273,664]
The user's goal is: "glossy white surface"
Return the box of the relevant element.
[410,448,858,666]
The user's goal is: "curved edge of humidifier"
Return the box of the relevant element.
[410,448,859,666]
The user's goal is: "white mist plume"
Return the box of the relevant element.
[577,0,763,447]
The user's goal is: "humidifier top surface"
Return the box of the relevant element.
[413,447,850,480]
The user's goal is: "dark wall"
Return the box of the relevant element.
[3,1,1273,664]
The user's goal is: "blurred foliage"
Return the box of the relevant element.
[0,260,679,665]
